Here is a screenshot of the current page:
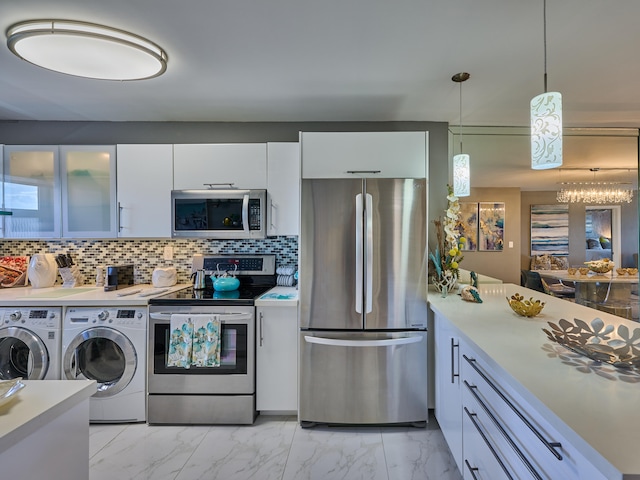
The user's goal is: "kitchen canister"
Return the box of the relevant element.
[152,267,177,287]
[27,253,58,288]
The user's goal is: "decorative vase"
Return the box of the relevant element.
[432,271,458,297]
[27,254,58,288]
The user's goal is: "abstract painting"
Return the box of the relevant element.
[530,204,569,255]
[479,202,505,251]
[455,202,478,251]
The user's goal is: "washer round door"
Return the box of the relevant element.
[0,327,49,380]
[63,327,136,398]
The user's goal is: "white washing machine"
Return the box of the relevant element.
[0,307,62,380]
[62,306,147,423]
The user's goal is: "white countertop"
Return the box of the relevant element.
[429,283,640,479]
[255,286,299,307]
[0,380,96,454]
[0,284,190,306]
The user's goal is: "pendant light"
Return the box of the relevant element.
[530,0,562,170]
[452,72,470,197]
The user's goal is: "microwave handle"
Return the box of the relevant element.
[242,194,250,234]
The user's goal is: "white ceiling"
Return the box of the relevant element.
[2,0,640,126]
[0,0,638,190]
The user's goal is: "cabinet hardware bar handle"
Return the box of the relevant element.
[464,355,563,461]
[117,202,123,232]
[464,407,514,480]
[465,381,543,480]
[259,311,264,347]
[464,460,480,480]
[451,338,459,384]
[346,170,381,174]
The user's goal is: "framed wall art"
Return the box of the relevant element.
[478,202,505,251]
[530,204,569,255]
[455,202,478,251]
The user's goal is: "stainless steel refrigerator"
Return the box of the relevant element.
[299,177,428,427]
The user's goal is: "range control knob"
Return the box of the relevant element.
[9,311,22,322]
[97,310,109,321]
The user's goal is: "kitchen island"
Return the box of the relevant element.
[429,283,640,479]
[0,380,96,480]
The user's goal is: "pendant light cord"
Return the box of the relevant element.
[543,0,548,93]
[459,80,463,154]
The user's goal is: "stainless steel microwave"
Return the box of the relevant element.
[171,189,267,239]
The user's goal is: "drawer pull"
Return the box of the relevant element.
[451,338,459,384]
[465,381,543,480]
[464,459,480,480]
[464,407,514,480]
[464,355,563,461]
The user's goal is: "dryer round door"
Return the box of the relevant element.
[0,327,49,380]
[63,327,136,398]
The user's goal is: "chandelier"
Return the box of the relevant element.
[556,183,634,204]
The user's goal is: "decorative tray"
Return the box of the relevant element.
[543,318,640,374]
[0,378,25,408]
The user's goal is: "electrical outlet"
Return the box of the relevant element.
[508,241,514,249]
[163,246,173,261]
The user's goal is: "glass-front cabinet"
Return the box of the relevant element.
[60,145,116,237]
[2,145,61,238]
[1,145,116,238]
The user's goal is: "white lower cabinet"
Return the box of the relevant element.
[435,313,609,480]
[256,305,297,412]
[434,311,463,473]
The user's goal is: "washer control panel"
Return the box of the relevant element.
[65,307,146,327]
[2,308,61,327]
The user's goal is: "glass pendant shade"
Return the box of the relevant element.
[453,154,470,197]
[6,20,167,81]
[531,92,563,170]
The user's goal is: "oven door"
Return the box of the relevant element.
[148,310,255,395]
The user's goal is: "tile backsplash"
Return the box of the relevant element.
[2,236,298,285]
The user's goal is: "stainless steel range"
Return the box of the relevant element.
[147,254,276,425]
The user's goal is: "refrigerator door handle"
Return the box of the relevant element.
[365,193,373,313]
[355,193,363,313]
[304,335,422,347]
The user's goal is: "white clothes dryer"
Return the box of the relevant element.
[0,307,62,380]
[62,306,146,423]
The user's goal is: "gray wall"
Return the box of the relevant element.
[521,191,639,269]
[0,119,450,267]
[455,187,521,285]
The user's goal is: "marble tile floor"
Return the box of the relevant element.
[89,411,462,480]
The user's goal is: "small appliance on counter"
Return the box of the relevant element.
[152,267,177,287]
[27,254,58,288]
[104,264,135,291]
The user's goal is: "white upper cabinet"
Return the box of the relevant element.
[60,145,117,238]
[116,144,173,238]
[2,145,61,238]
[173,143,267,190]
[301,131,428,179]
[267,142,300,236]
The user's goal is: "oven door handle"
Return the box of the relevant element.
[149,312,253,321]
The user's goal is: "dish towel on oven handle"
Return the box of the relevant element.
[191,314,221,367]
[167,314,194,368]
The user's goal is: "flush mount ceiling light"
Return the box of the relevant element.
[530,0,562,170]
[6,20,167,81]
[452,72,470,197]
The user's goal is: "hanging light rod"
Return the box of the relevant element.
[6,19,168,81]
